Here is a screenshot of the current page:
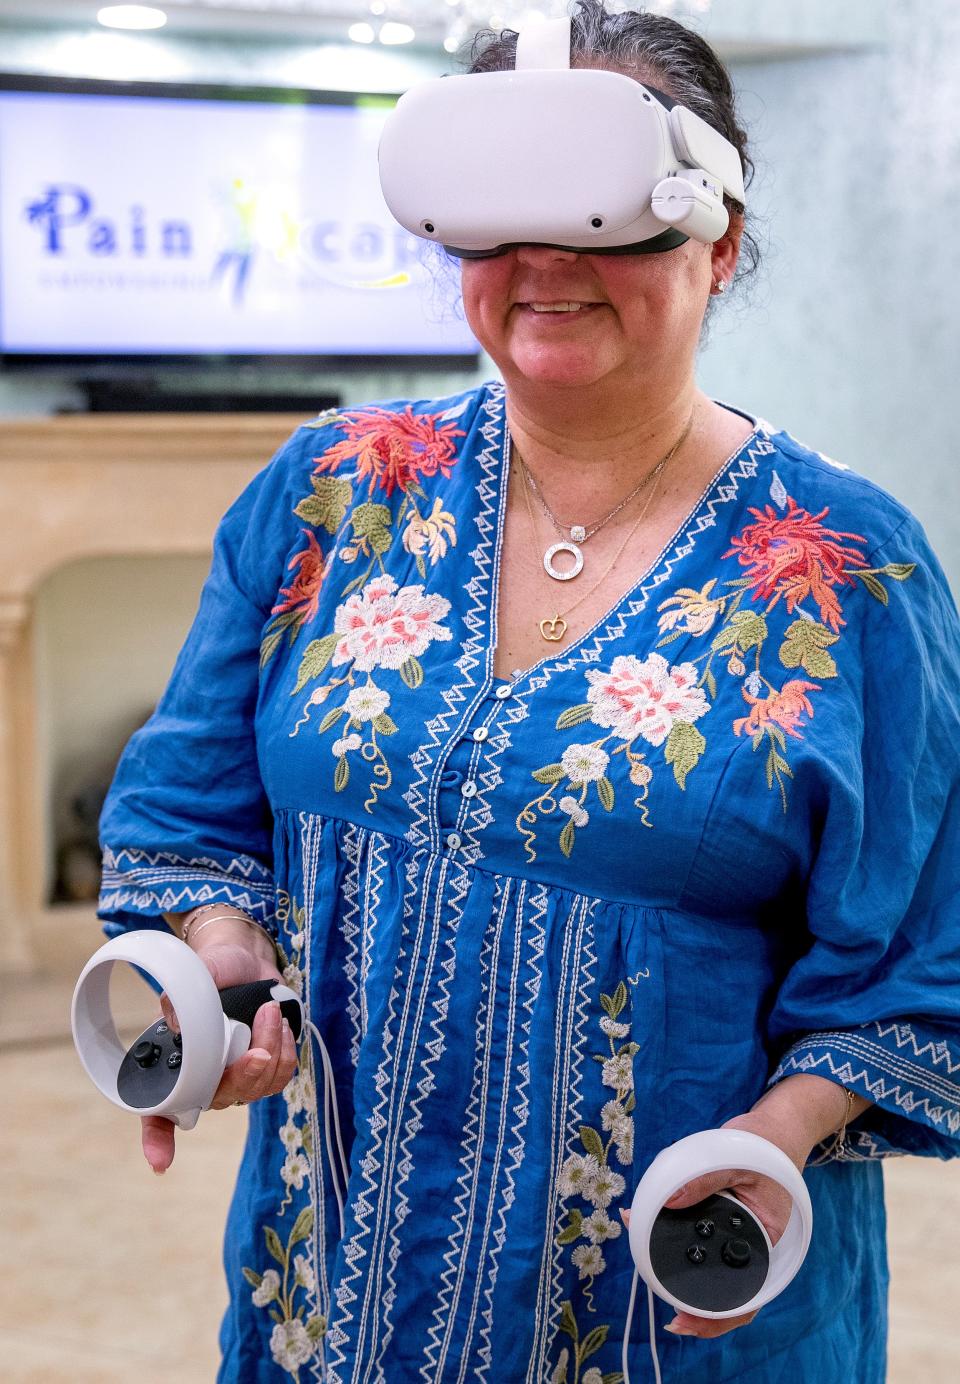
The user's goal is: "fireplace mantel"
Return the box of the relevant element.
[0,413,307,975]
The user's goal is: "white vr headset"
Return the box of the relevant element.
[378,15,745,258]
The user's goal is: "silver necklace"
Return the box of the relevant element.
[515,414,695,582]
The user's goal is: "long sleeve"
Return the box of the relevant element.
[97,422,325,944]
[766,511,960,1159]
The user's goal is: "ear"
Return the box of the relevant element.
[710,208,743,290]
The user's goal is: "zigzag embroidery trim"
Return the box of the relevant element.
[770,1028,960,1138]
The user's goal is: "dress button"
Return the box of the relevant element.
[445,832,462,850]
[472,726,489,742]
[460,781,478,798]
[494,684,512,700]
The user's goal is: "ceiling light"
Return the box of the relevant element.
[379,22,416,45]
[443,35,460,53]
[348,22,376,43]
[370,1,387,13]
[97,5,167,30]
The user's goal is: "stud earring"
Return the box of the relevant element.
[714,279,726,294]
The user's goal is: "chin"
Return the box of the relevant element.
[506,344,615,391]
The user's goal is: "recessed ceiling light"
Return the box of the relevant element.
[348,22,376,44]
[379,22,416,45]
[443,35,460,53]
[97,5,167,30]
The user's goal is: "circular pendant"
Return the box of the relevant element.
[543,541,584,582]
[540,614,568,642]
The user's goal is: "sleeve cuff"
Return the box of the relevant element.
[767,1022,960,1162]
[97,844,278,939]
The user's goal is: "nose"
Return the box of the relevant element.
[514,242,581,267]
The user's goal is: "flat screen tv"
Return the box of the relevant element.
[0,75,478,368]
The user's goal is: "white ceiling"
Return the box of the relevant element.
[0,0,889,56]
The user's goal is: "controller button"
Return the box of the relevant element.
[685,1245,707,1264]
[172,1031,183,1049]
[156,1021,169,1035]
[721,1238,752,1268]
[133,1040,161,1068]
[729,1213,744,1229]
[695,1219,715,1238]
[167,1051,182,1069]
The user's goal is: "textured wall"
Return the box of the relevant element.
[699,0,959,588]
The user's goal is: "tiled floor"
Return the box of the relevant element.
[2,971,958,1382]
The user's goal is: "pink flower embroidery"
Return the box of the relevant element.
[332,574,452,672]
[586,653,710,747]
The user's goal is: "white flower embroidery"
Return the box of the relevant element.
[332,573,452,672]
[584,1164,626,1210]
[582,1209,622,1244]
[599,1016,630,1038]
[270,1318,314,1371]
[283,1070,316,1116]
[343,684,391,724]
[557,1152,601,1201]
[282,962,304,998]
[550,1347,570,1383]
[281,1152,310,1190]
[289,930,305,951]
[279,1120,301,1154]
[252,1268,281,1306]
[293,1253,315,1292]
[560,743,610,784]
[601,1052,635,1092]
[572,1243,606,1279]
[332,732,362,756]
[586,652,710,747]
[582,1370,604,1384]
[558,794,589,827]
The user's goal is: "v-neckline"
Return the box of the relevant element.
[487,392,763,688]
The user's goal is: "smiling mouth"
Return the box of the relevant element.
[520,301,602,315]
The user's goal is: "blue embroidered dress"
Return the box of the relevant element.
[98,382,960,1384]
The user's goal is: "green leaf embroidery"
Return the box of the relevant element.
[318,706,346,734]
[294,476,353,533]
[556,1208,584,1246]
[306,1315,327,1342]
[601,1373,625,1384]
[596,776,615,812]
[351,501,393,555]
[532,763,564,785]
[301,1124,314,1158]
[556,703,594,731]
[269,1308,283,1324]
[400,655,424,689]
[334,756,350,792]
[373,712,398,736]
[779,619,838,678]
[293,632,339,693]
[264,1225,286,1267]
[879,562,916,581]
[559,1299,579,1342]
[857,571,889,604]
[559,819,576,858]
[609,981,627,1018]
[580,1125,604,1160]
[728,610,768,651]
[704,666,717,699]
[579,1325,610,1362]
[289,1206,314,1248]
[664,721,706,790]
[242,1267,263,1289]
[623,1092,636,1115]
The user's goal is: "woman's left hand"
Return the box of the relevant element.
[622,1073,864,1339]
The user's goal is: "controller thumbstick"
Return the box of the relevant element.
[721,1238,752,1268]
[133,1039,161,1068]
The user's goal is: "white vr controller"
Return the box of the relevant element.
[629,1127,813,1318]
[71,930,303,1130]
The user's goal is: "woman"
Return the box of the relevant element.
[98,3,960,1380]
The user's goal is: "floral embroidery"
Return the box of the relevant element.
[551,981,635,1384]
[289,574,452,811]
[241,891,326,1380]
[518,653,710,860]
[259,405,464,670]
[520,477,919,853]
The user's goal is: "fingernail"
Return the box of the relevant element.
[665,1322,695,1336]
[265,1003,281,1027]
[282,1018,293,1040]
[152,1167,166,1177]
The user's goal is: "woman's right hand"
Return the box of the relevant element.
[140,936,299,1174]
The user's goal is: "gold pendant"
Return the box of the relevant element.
[539,613,567,642]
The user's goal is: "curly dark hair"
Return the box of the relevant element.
[463,0,760,291]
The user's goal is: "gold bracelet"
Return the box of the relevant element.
[183,911,283,967]
[809,1086,857,1166]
